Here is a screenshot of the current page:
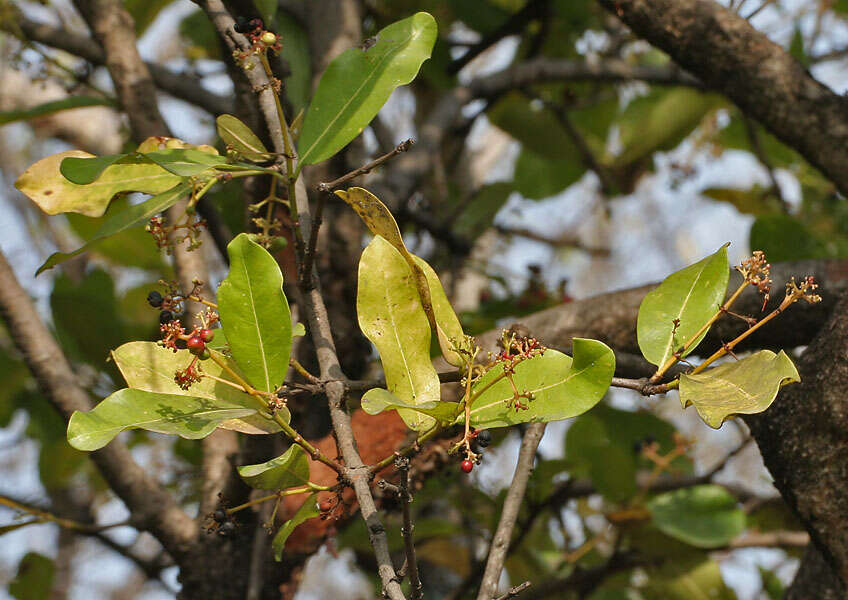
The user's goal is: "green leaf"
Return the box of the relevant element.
[238,445,310,490]
[9,552,54,600]
[139,148,227,176]
[613,88,722,168]
[455,182,513,236]
[750,214,829,262]
[255,0,278,26]
[67,388,256,451]
[679,350,800,429]
[292,322,306,337]
[0,96,117,125]
[468,339,615,429]
[637,245,729,367]
[273,494,320,561]
[701,186,780,216]
[15,150,182,218]
[36,182,191,275]
[641,556,737,600]
[514,148,584,199]
[299,12,437,165]
[276,12,312,112]
[412,255,470,367]
[60,154,127,184]
[111,341,283,434]
[124,0,174,34]
[488,92,583,161]
[647,485,746,549]
[216,114,271,162]
[218,233,293,393]
[357,236,440,431]
[361,388,460,423]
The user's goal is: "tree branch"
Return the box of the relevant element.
[0,251,197,560]
[476,423,546,600]
[597,0,848,197]
[12,15,232,115]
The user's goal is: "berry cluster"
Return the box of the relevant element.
[460,428,492,474]
[231,18,283,65]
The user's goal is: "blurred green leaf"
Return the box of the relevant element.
[36,182,191,275]
[455,182,513,235]
[299,13,437,165]
[647,485,745,548]
[750,214,829,261]
[641,556,737,600]
[277,11,312,112]
[255,0,278,25]
[514,148,584,199]
[701,186,780,216]
[9,552,54,600]
[637,245,729,367]
[0,96,117,126]
[124,0,175,34]
[679,350,799,429]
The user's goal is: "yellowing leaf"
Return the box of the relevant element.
[14,150,181,217]
[679,350,800,428]
[357,236,440,431]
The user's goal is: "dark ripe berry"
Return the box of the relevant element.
[248,18,263,30]
[632,440,643,455]
[477,430,492,447]
[644,434,657,446]
[233,16,251,33]
[159,310,174,325]
[217,521,236,537]
[187,336,205,355]
[460,460,474,474]
[199,328,215,342]
[213,509,227,523]
[147,290,163,308]
[319,499,333,512]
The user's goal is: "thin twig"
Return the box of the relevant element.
[494,581,532,600]
[317,139,415,192]
[476,423,546,600]
[396,456,423,600]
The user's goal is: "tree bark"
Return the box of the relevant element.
[596,0,848,197]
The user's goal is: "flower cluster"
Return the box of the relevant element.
[785,275,821,305]
[145,214,207,254]
[174,359,203,390]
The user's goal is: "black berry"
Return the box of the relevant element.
[159,310,174,325]
[233,16,251,33]
[213,509,227,523]
[147,290,163,308]
[217,521,236,537]
[477,430,492,447]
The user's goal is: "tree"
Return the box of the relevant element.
[1,0,847,598]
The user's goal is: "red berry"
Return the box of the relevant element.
[460,460,474,474]
[319,499,333,512]
[187,336,205,355]
[199,328,215,342]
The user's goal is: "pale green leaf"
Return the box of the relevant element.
[273,494,320,561]
[67,388,256,451]
[111,341,282,434]
[679,350,799,428]
[468,339,615,429]
[218,233,293,393]
[238,445,310,490]
[299,12,437,165]
[361,388,460,423]
[647,485,746,549]
[35,183,190,275]
[412,256,470,367]
[637,245,729,367]
[292,322,306,337]
[641,556,737,600]
[216,114,271,162]
[357,236,440,431]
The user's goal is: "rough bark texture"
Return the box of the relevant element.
[743,290,848,590]
[785,546,846,600]
[597,0,848,197]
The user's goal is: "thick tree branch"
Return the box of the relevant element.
[0,252,197,560]
[476,423,546,600]
[13,15,232,115]
[597,0,848,197]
